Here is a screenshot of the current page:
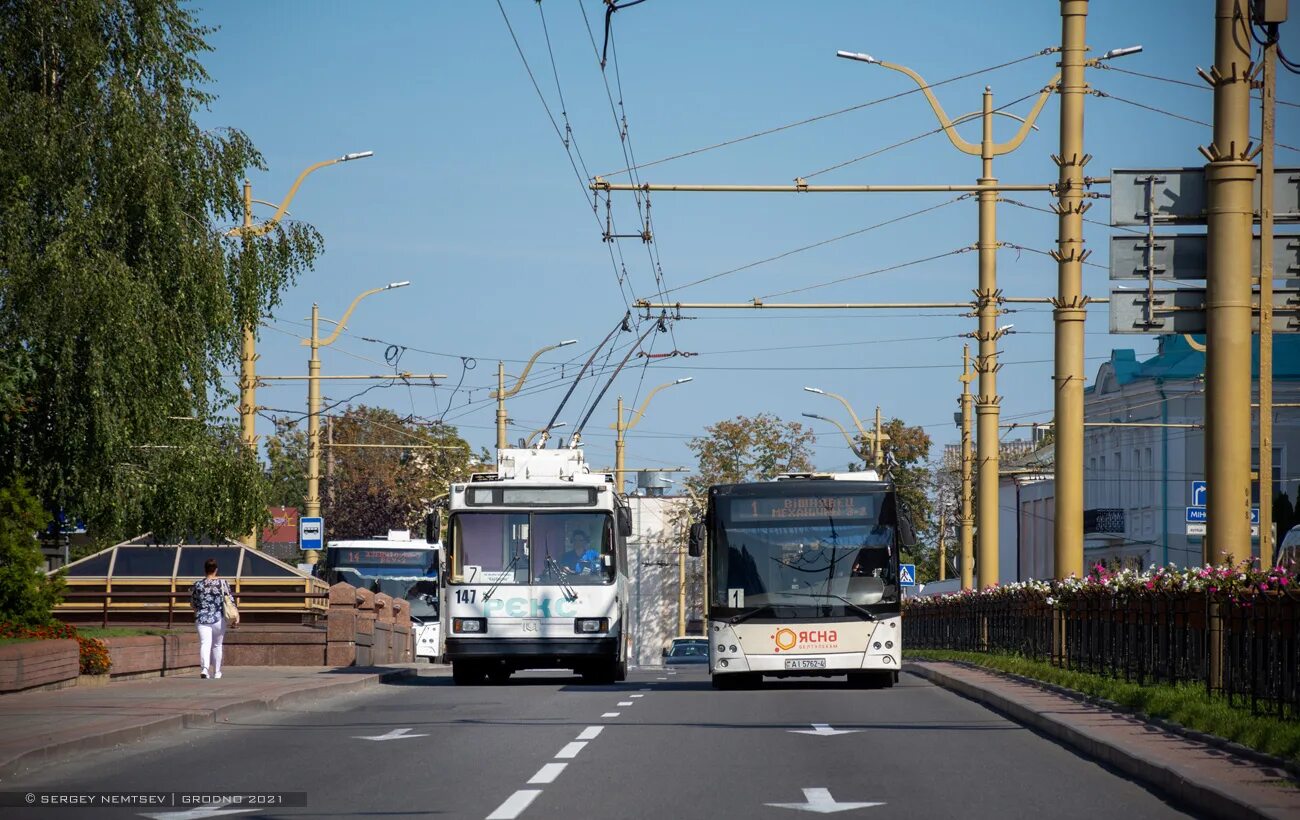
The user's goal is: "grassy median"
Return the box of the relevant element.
[74,627,179,639]
[907,649,1300,765]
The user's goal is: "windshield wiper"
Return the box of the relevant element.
[723,603,778,625]
[544,556,578,601]
[779,591,880,621]
[483,550,524,602]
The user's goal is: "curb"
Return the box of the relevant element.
[906,662,1287,820]
[0,667,415,781]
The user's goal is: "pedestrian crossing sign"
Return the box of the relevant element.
[899,563,916,586]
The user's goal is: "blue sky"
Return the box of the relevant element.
[193,1,1299,481]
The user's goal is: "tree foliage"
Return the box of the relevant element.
[687,413,816,491]
[0,0,321,542]
[844,418,937,579]
[0,480,64,625]
[264,418,308,509]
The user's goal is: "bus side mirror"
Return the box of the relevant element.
[688,522,705,557]
[425,512,441,544]
[898,514,918,548]
[617,506,633,537]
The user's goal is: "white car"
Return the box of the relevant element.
[1278,525,1300,568]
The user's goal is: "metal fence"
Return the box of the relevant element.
[905,591,1300,720]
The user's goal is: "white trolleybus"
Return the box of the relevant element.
[689,472,916,689]
[320,531,442,662]
[442,448,632,685]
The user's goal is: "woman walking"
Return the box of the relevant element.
[190,558,233,679]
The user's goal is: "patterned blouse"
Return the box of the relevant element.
[190,578,230,626]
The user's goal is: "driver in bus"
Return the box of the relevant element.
[561,529,600,574]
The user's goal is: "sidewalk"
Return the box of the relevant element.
[909,661,1300,820]
[0,664,443,781]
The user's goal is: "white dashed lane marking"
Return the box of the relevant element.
[487,789,541,820]
[527,763,567,785]
[555,741,588,759]
[576,726,604,740]
[617,701,634,706]
[630,694,644,698]
[602,712,621,717]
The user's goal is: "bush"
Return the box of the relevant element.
[0,621,111,675]
[0,479,64,625]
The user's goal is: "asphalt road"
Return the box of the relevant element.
[4,666,1193,820]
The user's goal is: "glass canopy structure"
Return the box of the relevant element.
[53,536,329,627]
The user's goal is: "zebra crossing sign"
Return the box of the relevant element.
[898,564,916,587]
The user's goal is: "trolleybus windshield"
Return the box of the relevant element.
[712,490,898,616]
[452,511,614,586]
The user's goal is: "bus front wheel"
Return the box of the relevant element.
[711,673,759,690]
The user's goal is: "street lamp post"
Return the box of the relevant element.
[300,280,409,565]
[801,413,870,463]
[804,387,889,469]
[613,379,693,492]
[492,340,578,452]
[227,151,373,548]
[836,51,1058,587]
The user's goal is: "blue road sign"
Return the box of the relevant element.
[898,564,916,587]
[1186,506,1259,525]
[299,516,324,551]
[1192,481,1207,506]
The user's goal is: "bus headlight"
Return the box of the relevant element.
[453,618,486,633]
[574,618,609,634]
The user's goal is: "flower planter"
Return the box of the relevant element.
[0,639,80,694]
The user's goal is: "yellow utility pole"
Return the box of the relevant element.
[612,379,693,491]
[1257,3,1281,567]
[1052,0,1089,581]
[938,502,947,582]
[1203,0,1255,565]
[492,340,578,452]
[301,281,410,564]
[960,345,975,591]
[225,151,373,548]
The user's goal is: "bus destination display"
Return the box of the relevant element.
[335,549,431,568]
[730,495,876,522]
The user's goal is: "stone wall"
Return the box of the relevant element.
[324,583,412,667]
[0,640,80,694]
[102,634,200,679]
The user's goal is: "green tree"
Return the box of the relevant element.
[264,418,308,509]
[0,479,64,625]
[321,407,480,539]
[846,418,937,579]
[687,413,816,492]
[0,1,321,543]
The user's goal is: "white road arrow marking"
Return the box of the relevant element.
[353,727,429,741]
[788,723,863,737]
[766,788,885,814]
[139,808,256,820]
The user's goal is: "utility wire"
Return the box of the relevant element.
[1093,62,1300,108]
[663,196,969,296]
[597,49,1055,178]
[1092,88,1300,153]
[759,246,974,300]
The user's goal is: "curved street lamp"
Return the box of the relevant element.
[298,281,408,564]
[613,378,692,491]
[227,150,374,548]
[493,340,578,451]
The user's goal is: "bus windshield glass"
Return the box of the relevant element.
[711,489,898,616]
[453,511,614,586]
[325,547,439,619]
